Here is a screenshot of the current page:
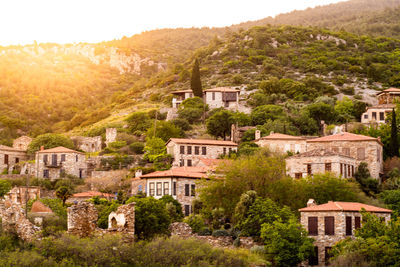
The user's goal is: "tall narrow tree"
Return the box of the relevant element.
[390,109,400,157]
[190,59,203,98]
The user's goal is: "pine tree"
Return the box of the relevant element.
[390,109,400,157]
[190,59,203,98]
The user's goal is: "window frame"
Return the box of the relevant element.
[149,182,155,196]
[324,216,335,236]
[308,217,318,236]
[156,182,162,196]
[163,182,169,196]
[185,184,190,196]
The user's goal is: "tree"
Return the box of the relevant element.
[27,133,75,154]
[261,218,315,267]
[146,121,183,142]
[354,162,378,196]
[55,186,72,206]
[177,97,206,124]
[206,109,235,140]
[190,58,203,98]
[125,111,151,133]
[126,196,171,240]
[0,179,11,197]
[389,109,400,157]
[334,96,354,124]
[250,105,285,126]
[159,195,184,222]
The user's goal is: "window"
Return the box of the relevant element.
[149,183,155,196]
[324,217,335,235]
[61,154,66,162]
[52,154,57,166]
[355,216,361,229]
[308,246,319,266]
[184,205,190,216]
[212,92,215,100]
[164,182,169,195]
[229,148,232,154]
[180,146,185,154]
[79,169,83,179]
[43,169,49,178]
[138,185,143,192]
[307,164,312,176]
[173,182,176,196]
[191,184,196,196]
[180,159,184,167]
[340,163,343,176]
[372,112,377,120]
[223,147,226,154]
[342,148,350,156]
[351,166,354,177]
[187,159,192,167]
[379,112,385,121]
[348,165,351,178]
[156,182,162,196]
[4,154,8,164]
[185,184,190,196]
[76,155,78,162]
[194,146,200,155]
[202,147,207,155]
[187,146,192,155]
[364,114,368,119]
[43,155,48,164]
[295,173,302,179]
[15,157,19,164]
[308,217,318,236]
[357,148,365,160]
[325,163,331,172]
[325,247,332,264]
[346,216,352,236]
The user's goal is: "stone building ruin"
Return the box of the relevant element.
[71,136,102,153]
[105,128,117,146]
[108,203,135,238]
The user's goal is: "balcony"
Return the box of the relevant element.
[44,162,63,168]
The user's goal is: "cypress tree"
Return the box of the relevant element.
[190,59,203,98]
[390,109,400,157]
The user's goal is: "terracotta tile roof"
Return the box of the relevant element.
[377,87,400,95]
[0,145,26,153]
[31,201,53,213]
[257,133,306,141]
[367,104,396,109]
[289,149,353,159]
[72,191,114,198]
[199,158,226,167]
[171,90,193,94]
[139,167,209,179]
[306,132,380,143]
[299,201,392,213]
[203,87,240,93]
[167,138,238,146]
[37,146,83,154]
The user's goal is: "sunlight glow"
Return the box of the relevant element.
[0,0,346,45]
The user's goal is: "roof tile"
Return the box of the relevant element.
[167,138,237,146]
[307,132,379,143]
[299,201,391,213]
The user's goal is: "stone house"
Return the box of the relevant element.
[12,136,32,151]
[286,149,357,179]
[361,88,400,124]
[306,132,383,179]
[5,186,41,205]
[67,191,115,203]
[299,199,391,266]
[171,90,194,108]
[0,145,29,174]
[133,166,212,216]
[203,87,240,110]
[376,87,400,105]
[105,128,117,146]
[254,132,307,154]
[71,136,102,153]
[166,138,238,167]
[35,146,88,180]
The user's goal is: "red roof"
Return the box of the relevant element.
[377,88,400,95]
[139,167,209,179]
[171,90,193,94]
[72,191,114,198]
[167,138,237,146]
[38,146,83,154]
[204,87,240,93]
[257,133,305,141]
[307,132,380,143]
[299,201,391,213]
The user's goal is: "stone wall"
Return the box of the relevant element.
[5,186,41,205]
[105,128,117,146]
[108,203,135,240]
[71,136,102,153]
[0,199,40,242]
[67,202,98,237]
[131,178,146,195]
[255,139,307,154]
[35,152,87,180]
[0,149,29,174]
[12,136,32,151]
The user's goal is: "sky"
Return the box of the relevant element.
[0,0,346,46]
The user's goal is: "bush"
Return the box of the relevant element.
[212,229,230,237]
[184,214,205,233]
[171,118,191,131]
[198,227,212,236]
[27,133,75,154]
[129,142,145,154]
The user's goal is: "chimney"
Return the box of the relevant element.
[135,169,143,178]
[307,199,316,207]
[40,146,44,151]
[255,130,261,140]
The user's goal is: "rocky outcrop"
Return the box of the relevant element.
[0,199,41,242]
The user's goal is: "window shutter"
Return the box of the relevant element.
[308,246,319,266]
[184,205,190,216]
[185,184,190,196]
[191,184,196,196]
[308,217,318,236]
[324,217,335,235]
[345,216,352,236]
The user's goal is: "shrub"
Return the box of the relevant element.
[233,237,241,247]
[130,142,145,154]
[0,180,12,197]
[198,227,212,236]
[171,118,191,131]
[184,214,205,233]
[27,133,75,154]
[212,229,230,237]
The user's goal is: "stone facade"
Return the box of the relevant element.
[171,90,194,108]
[255,132,307,154]
[299,200,391,266]
[230,124,256,143]
[12,136,32,151]
[377,87,400,105]
[0,199,40,242]
[361,104,394,124]
[108,203,135,240]
[67,202,98,237]
[5,186,41,205]
[286,150,357,179]
[307,135,383,179]
[71,136,102,153]
[166,138,237,167]
[0,145,29,174]
[35,146,87,180]
[105,128,117,146]
[203,88,240,110]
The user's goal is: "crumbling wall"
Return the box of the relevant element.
[67,202,98,237]
[105,128,117,146]
[108,203,135,240]
[0,199,40,242]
